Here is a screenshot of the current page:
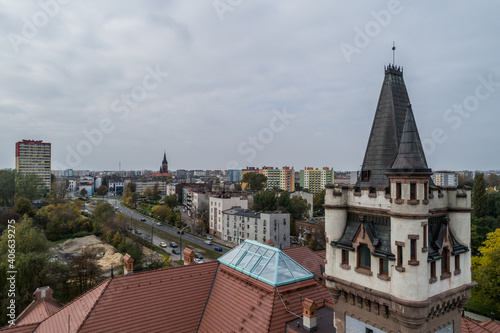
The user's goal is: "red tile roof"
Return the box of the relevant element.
[282,246,325,278]
[0,324,38,333]
[199,264,331,333]
[462,316,500,333]
[14,298,62,326]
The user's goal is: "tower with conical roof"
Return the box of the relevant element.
[160,150,168,174]
[324,64,473,333]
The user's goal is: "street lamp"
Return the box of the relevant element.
[177,226,189,261]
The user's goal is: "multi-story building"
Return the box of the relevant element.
[227,169,242,182]
[128,180,167,196]
[299,167,334,195]
[432,171,458,187]
[78,176,95,195]
[324,64,473,332]
[295,217,325,248]
[221,208,290,249]
[15,139,51,190]
[262,166,295,192]
[209,194,249,238]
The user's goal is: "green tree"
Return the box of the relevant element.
[313,189,325,216]
[163,194,178,209]
[96,185,108,196]
[14,197,35,217]
[122,187,132,207]
[127,182,137,192]
[472,173,487,218]
[242,173,267,191]
[486,173,500,189]
[277,191,291,209]
[487,191,500,218]
[253,190,277,211]
[16,173,45,201]
[471,228,500,314]
[68,250,102,296]
[80,188,88,196]
[48,180,68,204]
[0,169,16,206]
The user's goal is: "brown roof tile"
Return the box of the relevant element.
[0,324,38,333]
[15,299,62,326]
[462,316,500,333]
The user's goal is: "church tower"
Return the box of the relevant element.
[160,150,168,173]
[324,64,473,333]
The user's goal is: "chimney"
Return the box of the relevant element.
[302,298,318,332]
[123,254,134,274]
[34,286,54,302]
[183,248,195,265]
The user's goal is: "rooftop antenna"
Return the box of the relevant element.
[392,41,396,65]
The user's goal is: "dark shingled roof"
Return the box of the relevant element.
[332,213,394,260]
[358,64,414,188]
[427,216,468,261]
[390,107,430,172]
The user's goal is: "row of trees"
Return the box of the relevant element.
[0,169,48,206]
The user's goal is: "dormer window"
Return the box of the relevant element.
[357,244,371,270]
[361,170,370,181]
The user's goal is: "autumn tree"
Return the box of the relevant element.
[152,183,161,201]
[144,187,153,200]
[14,197,35,217]
[151,205,171,223]
[486,173,500,189]
[68,250,102,296]
[242,173,267,191]
[127,181,137,192]
[471,228,500,314]
[313,189,325,216]
[48,180,68,204]
[163,194,178,209]
[80,188,88,196]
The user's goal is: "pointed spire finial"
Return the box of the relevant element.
[392,41,396,65]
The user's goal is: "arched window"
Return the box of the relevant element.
[357,244,371,270]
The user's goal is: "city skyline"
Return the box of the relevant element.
[1,2,500,172]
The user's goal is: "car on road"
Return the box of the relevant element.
[195,253,203,259]
[214,246,223,252]
[204,240,212,245]
[194,258,203,264]
[136,230,142,234]
[169,242,178,248]
[128,226,133,230]
[156,222,162,226]
[172,248,181,255]
[159,242,167,247]
[140,218,146,222]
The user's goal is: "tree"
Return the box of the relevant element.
[487,190,500,218]
[486,173,500,189]
[122,187,132,207]
[127,182,137,192]
[253,190,277,211]
[48,180,68,204]
[80,188,88,196]
[16,173,45,201]
[14,197,35,217]
[472,173,487,218]
[152,183,161,201]
[163,194,178,209]
[313,190,325,216]
[471,228,500,314]
[0,169,16,206]
[68,250,102,296]
[288,196,311,220]
[242,173,267,191]
[144,187,153,200]
[151,205,171,223]
[277,191,291,209]
[96,185,108,196]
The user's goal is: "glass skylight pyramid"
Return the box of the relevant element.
[218,240,314,287]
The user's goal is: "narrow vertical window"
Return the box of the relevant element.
[379,258,388,275]
[430,261,436,283]
[342,249,349,265]
[422,223,428,252]
[410,182,416,200]
[357,244,371,270]
[454,255,461,275]
[424,182,428,201]
[395,241,405,272]
[410,239,416,260]
[396,182,402,199]
[441,248,451,279]
[397,246,403,266]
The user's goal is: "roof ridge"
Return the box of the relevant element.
[196,263,220,332]
[75,278,113,333]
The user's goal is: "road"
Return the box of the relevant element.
[105,198,230,259]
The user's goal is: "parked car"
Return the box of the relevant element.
[156,222,162,226]
[194,258,203,264]
[214,246,223,252]
[159,242,167,248]
[128,226,133,230]
[140,218,146,222]
[169,242,178,248]
[206,236,213,240]
[172,248,181,255]
[204,240,212,245]
[195,253,203,259]
[136,230,142,234]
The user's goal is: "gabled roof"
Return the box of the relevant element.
[428,216,468,261]
[359,64,415,188]
[218,240,314,287]
[14,298,62,326]
[462,316,500,333]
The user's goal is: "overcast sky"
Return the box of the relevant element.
[1,1,499,172]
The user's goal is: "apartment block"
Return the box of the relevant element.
[299,167,334,195]
[210,194,249,238]
[262,166,295,192]
[15,139,51,190]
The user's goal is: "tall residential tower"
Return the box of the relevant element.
[15,139,52,190]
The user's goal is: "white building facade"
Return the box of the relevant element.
[209,195,249,238]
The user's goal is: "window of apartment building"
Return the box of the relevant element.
[247,233,249,238]
[263,220,266,226]
[342,250,349,265]
[441,248,450,279]
[262,236,266,242]
[410,182,416,200]
[357,244,371,270]
[283,219,286,225]
[396,182,402,199]
[254,234,257,241]
[366,328,374,333]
